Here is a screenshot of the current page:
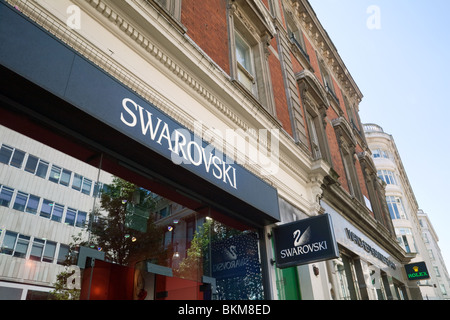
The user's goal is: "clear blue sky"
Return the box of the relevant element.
[308,0,450,274]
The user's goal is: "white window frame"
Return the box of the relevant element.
[228,1,276,114]
[377,170,397,185]
[386,196,407,220]
[235,31,257,95]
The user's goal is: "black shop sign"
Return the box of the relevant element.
[405,262,430,281]
[272,214,339,269]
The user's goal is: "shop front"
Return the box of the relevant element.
[322,201,410,300]
[0,1,280,300]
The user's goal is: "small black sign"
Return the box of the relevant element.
[404,262,430,281]
[272,214,339,269]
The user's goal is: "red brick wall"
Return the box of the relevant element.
[291,51,304,74]
[180,0,371,210]
[332,79,348,118]
[269,50,292,136]
[303,36,323,85]
[181,0,230,75]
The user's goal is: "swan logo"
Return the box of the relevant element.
[280,227,328,259]
[293,227,311,247]
[212,245,248,274]
[224,245,238,260]
[273,214,339,269]
[211,234,261,279]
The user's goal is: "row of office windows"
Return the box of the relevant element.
[0,144,104,197]
[0,229,70,265]
[0,184,87,228]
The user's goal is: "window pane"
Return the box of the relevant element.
[10,149,25,168]
[43,241,56,263]
[60,169,72,186]
[13,192,28,212]
[0,145,13,164]
[76,211,87,228]
[13,235,30,258]
[1,231,17,255]
[93,182,103,197]
[81,178,92,195]
[65,208,77,226]
[49,165,61,183]
[35,161,49,178]
[0,187,14,207]
[26,194,40,214]
[51,204,64,222]
[30,238,45,261]
[57,244,70,265]
[235,33,251,72]
[24,155,39,173]
[72,173,82,191]
[40,199,53,218]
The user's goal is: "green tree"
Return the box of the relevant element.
[89,177,165,266]
[49,269,81,300]
[176,218,212,280]
[48,233,86,300]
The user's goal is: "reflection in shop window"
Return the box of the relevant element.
[26,194,40,214]
[10,149,25,169]
[81,178,92,195]
[0,186,14,207]
[13,191,28,212]
[0,144,13,164]
[65,208,77,226]
[57,244,70,265]
[1,230,18,255]
[36,160,49,178]
[40,199,53,219]
[60,169,72,186]
[14,235,30,258]
[51,204,64,223]
[24,155,49,178]
[24,155,38,173]
[43,241,57,263]
[30,238,46,261]
[85,176,265,300]
[49,165,62,183]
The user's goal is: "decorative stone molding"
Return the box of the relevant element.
[288,0,363,105]
[6,0,329,212]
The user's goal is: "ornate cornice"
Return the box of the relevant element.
[288,0,363,105]
[296,69,329,110]
[6,0,326,214]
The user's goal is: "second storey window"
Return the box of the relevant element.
[235,31,256,95]
[228,0,276,114]
[152,0,182,21]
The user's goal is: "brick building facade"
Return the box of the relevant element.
[0,0,417,300]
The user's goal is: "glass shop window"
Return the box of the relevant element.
[82,176,265,300]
